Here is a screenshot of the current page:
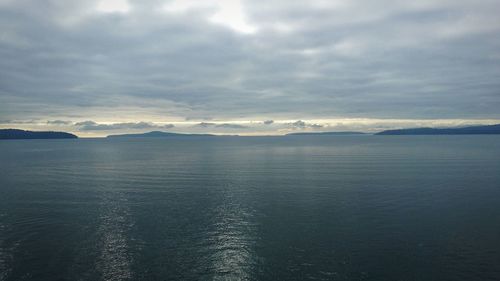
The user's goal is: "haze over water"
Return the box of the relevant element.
[1,136,500,280]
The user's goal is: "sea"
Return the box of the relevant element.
[1,136,499,281]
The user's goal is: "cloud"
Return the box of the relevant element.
[290,120,306,128]
[195,122,217,128]
[185,116,213,121]
[0,0,499,134]
[47,120,72,125]
[74,121,97,126]
[194,122,247,129]
[309,123,324,129]
[287,120,323,130]
[0,119,39,124]
[215,123,248,129]
[75,121,174,131]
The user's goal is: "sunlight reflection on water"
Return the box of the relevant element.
[207,195,257,280]
[96,191,133,281]
[0,214,10,281]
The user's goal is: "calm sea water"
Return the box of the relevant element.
[1,136,500,281]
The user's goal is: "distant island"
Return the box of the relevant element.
[0,129,78,139]
[286,131,367,136]
[107,131,215,138]
[376,124,500,135]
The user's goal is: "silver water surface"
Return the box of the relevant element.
[1,136,500,281]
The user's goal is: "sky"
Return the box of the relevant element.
[1,0,499,136]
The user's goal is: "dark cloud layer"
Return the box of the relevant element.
[1,0,499,135]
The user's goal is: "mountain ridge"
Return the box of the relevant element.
[376,124,500,135]
[107,131,216,138]
[286,131,367,136]
[0,129,78,139]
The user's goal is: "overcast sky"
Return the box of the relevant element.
[1,0,499,136]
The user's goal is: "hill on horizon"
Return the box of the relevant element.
[107,131,216,138]
[0,129,78,139]
[376,124,500,135]
[286,131,367,136]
